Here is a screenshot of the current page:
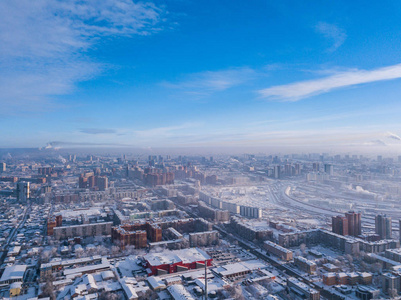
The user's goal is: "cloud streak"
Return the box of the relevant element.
[133,123,201,138]
[45,140,129,148]
[386,131,401,141]
[315,22,347,52]
[0,0,166,113]
[80,128,117,135]
[258,63,401,101]
[162,67,256,98]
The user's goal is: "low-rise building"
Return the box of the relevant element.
[53,222,112,240]
[40,256,105,278]
[294,256,317,274]
[322,273,336,286]
[355,285,380,300]
[382,272,400,295]
[212,260,267,279]
[189,230,219,247]
[231,216,273,242]
[112,222,162,249]
[0,265,27,286]
[144,248,212,276]
[264,240,293,261]
[287,277,320,300]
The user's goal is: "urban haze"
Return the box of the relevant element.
[1,1,401,300]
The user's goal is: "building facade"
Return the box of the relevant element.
[375,214,392,240]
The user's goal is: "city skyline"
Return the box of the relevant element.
[2,1,401,151]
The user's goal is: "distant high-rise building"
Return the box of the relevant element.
[78,176,88,188]
[284,164,293,176]
[324,164,334,175]
[56,215,63,227]
[294,163,301,175]
[274,165,281,179]
[38,167,52,175]
[96,176,108,191]
[399,220,401,243]
[375,214,392,240]
[0,162,6,172]
[332,216,348,236]
[345,211,361,237]
[42,186,52,194]
[16,181,30,202]
[377,155,383,162]
[312,162,319,172]
[87,176,96,188]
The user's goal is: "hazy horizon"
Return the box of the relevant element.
[1,145,401,158]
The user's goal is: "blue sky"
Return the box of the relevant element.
[2,0,401,151]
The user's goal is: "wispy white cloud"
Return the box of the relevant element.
[386,131,401,141]
[162,67,257,98]
[46,140,129,148]
[315,22,347,52]
[258,63,401,101]
[363,140,387,146]
[80,128,117,135]
[133,122,201,138]
[0,0,166,113]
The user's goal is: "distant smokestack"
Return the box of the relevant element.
[205,259,207,300]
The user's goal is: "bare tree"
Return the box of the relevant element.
[371,262,383,274]
[179,239,189,249]
[123,245,138,256]
[40,274,56,300]
[138,289,158,300]
[388,288,398,298]
[95,245,109,256]
[245,284,263,299]
[99,291,121,300]
[360,261,369,272]
[300,243,307,255]
[345,254,353,264]
[94,236,104,244]
[345,254,354,271]
[258,278,272,288]
[111,245,120,255]
[225,285,245,300]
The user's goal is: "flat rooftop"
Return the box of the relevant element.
[0,265,27,283]
[144,248,211,267]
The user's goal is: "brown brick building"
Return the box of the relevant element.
[47,219,57,236]
[332,215,349,236]
[112,222,162,249]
